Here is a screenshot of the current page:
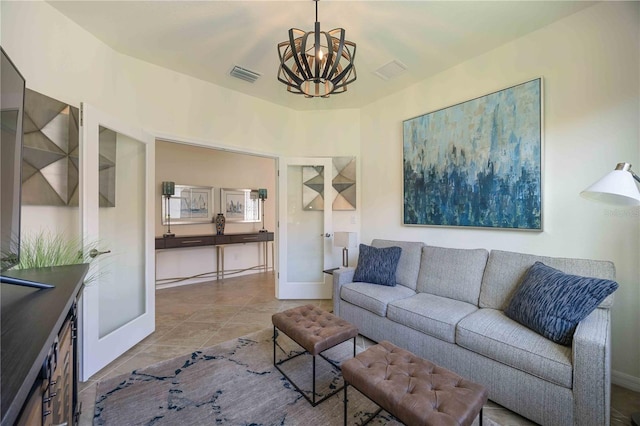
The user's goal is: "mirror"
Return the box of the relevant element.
[221,188,261,223]
[162,184,215,225]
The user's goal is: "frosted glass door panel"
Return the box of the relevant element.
[287,165,323,283]
[277,157,332,299]
[98,128,146,337]
[80,103,155,381]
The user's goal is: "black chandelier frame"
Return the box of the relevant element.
[277,0,357,98]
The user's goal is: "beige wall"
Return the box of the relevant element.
[0,1,299,156]
[155,141,276,236]
[360,2,640,384]
[2,1,638,387]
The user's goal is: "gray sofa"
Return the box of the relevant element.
[333,239,616,426]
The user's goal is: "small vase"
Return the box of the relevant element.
[215,213,226,235]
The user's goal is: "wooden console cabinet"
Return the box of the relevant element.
[155,232,275,281]
[154,232,274,250]
[1,264,88,426]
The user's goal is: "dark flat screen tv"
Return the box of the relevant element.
[0,47,53,289]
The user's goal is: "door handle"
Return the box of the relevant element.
[89,248,111,258]
[321,233,332,238]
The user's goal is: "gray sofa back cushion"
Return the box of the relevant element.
[416,246,489,305]
[479,250,616,310]
[371,239,424,290]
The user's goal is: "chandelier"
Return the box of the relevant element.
[277,0,357,98]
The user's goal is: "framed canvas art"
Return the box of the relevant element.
[221,188,261,222]
[162,184,214,225]
[403,78,543,230]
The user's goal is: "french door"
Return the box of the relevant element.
[277,157,333,299]
[78,103,155,380]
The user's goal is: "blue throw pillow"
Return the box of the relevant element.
[353,244,402,287]
[505,261,618,346]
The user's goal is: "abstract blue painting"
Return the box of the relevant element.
[403,78,542,230]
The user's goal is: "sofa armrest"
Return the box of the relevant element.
[332,267,356,317]
[572,307,612,426]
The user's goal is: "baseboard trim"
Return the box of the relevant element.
[155,268,274,289]
[156,277,213,289]
[612,369,640,392]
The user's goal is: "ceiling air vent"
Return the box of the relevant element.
[230,65,261,83]
[373,60,408,81]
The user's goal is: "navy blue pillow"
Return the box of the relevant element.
[353,244,402,287]
[505,261,618,346]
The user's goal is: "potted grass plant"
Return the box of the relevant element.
[14,230,102,284]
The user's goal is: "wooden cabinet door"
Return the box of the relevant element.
[50,319,73,425]
[16,380,46,426]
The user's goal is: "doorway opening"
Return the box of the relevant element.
[154,139,278,290]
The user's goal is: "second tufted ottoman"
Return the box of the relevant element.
[272,304,358,406]
[342,341,488,426]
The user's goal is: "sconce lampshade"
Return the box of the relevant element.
[581,163,640,206]
[162,181,175,197]
[334,231,357,268]
[334,232,357,248]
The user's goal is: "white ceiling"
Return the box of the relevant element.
[48,1,596,111]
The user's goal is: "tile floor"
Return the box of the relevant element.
[79,272,640,425]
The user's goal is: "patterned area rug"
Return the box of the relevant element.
[94,328,401,425]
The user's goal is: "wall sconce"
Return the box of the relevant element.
[581,162,640,206]
[162,181,175,238]
[258,188,268,233]
[334,232,357,267]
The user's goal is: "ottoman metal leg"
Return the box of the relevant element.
[312,354,316,405]
[273,327,356,407]
[273,326,277,365]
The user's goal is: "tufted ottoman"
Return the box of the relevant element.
[272,304,358,406]
[342,341,488,426]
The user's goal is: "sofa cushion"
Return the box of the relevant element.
[387,293,477,343]
[479,250,616,310]
[456,309,573,388]
[504,262,618,346]
[371,239,425,291]
[340,282,415,317]
[416,246,488,305]
[353,244,402,286]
